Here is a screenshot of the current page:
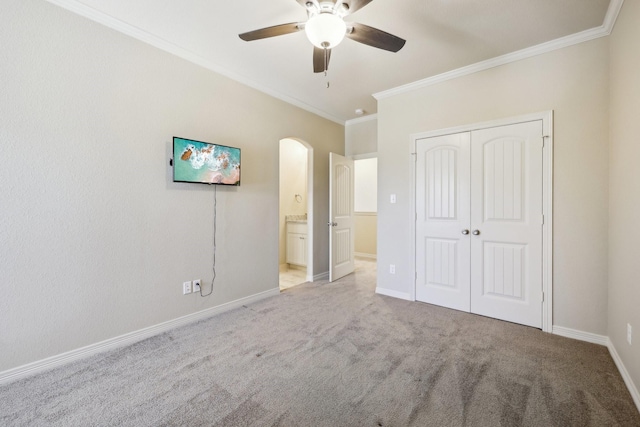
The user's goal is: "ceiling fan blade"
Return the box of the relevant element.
[346,22,405,52]
[340,0,374,15]
[239,23,301,41]
[313,47,331,73]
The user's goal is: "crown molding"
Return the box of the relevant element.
[44,0,345,125]
[345,113,378,126]
[44,0,624,125]
[603,0,625,34]
[374,0,624,101]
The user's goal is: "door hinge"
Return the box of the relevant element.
[542,291,545,302]
[542,135,550,147]
[541,214,545,225]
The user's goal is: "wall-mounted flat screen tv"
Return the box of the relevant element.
[173,136,240,186]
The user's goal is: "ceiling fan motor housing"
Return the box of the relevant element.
[306,1,349,15]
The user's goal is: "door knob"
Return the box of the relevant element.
[472,229,480,235]
[461,229,470,235]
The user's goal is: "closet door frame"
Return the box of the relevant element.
[409,111,553,332]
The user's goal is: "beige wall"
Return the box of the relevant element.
[0,0,343,371]
[609,0,640,397]
[355,213,377,256]
[377,38,610,335]
[279,139,308,265]
[346,117,377,156]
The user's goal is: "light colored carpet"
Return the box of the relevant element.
[1,259,639,426]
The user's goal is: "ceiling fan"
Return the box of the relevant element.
[239,0,406,73]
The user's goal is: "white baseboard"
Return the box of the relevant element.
[552,326,609,346]
[0,287,280,386]
[552,325,639,413]
[313,271,329,281]
[375,287,412,301]
[355,252,377,259]
[607,338,640,413]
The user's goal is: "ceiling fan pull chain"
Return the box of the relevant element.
[324,44,330,88]
[324,49,328,77]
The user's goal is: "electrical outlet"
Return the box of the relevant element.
[627,323,632,345]
[390,264,396,274]
[183,281,192,295]
[390,194,397,204]
[193,279,201,293]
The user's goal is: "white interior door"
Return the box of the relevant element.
[329,153,355,282]
[470,121,543,328]
[415,120,544,328]
[415,133,471,311]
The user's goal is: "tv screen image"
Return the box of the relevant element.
[173,137,240,186]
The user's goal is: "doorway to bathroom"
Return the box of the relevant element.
[279,138,313,290]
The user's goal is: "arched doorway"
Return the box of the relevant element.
[279,138,313,289]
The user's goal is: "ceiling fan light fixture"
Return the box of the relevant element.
[305,13,346,49]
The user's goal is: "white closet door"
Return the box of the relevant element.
[470,121,543,328]
[415,133,471,311]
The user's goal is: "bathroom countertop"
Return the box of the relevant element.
[285,214,307,223]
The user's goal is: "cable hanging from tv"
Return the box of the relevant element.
[198,185,216,297]
[169,136,232,297]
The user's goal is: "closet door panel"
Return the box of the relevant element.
[470,121,543,328]
[416,132,471,311]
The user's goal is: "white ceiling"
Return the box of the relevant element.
[58,0,613,123]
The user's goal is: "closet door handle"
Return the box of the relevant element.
[461,229,470,235]
[472,229,480,236]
